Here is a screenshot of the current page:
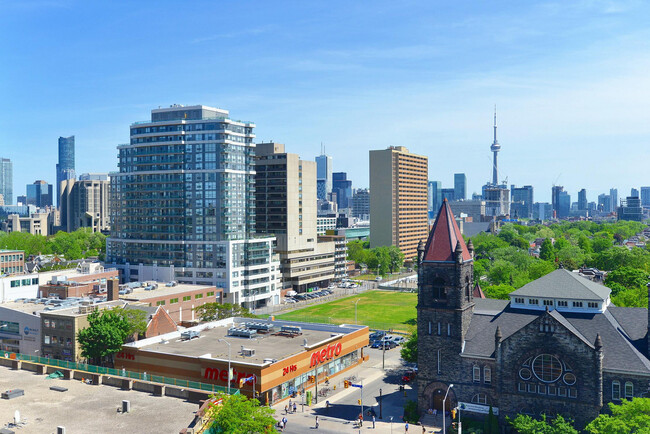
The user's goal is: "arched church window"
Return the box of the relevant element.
[471,393,487,405]
[625,382,634,399]
[432,278,447,300]
[473,365,481,382]
[612,381,621,400]
[532,354,562,383]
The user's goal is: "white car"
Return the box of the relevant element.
[391,336,406,345]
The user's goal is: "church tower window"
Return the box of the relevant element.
[484,367,491,384]
[612,381,621,400]
[625,382,634,399]
[473,365,481,382]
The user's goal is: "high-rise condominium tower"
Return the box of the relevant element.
[107,105,280,308]
[454,173,467,201]
[0,158,12,205]
[369,146,428,260]
[315,150,332,200]
[56,136,76,206]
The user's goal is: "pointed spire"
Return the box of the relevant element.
[455,240,463,263]
[422,200,471,262]
[493,105,498,144]
[595,333,603,350]
[495,326,502,342]
[417,240,425,265]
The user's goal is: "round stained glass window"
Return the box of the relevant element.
[519,368,532,381]
[532,354,563,383]
[563,373,576,385]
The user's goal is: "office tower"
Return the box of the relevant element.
[598,194,612,213]
[551,186,564,217]
[315,148,332,200]
[618,196,643,221]
[0,158,13,205]
[441,188,455,202]
[610,188,618,212]
[510,185,534,219]
[26,180,53,207]
[533,202,552,220]
[454,173,467,201]
[79,173,109,181]
[255,142,335,292]
[332,172,352,210]
[578,189,587,211]
[369,146,428,260]
[56,136,76,206]
[106,105,280,308]
[428,181,441,214]
[558,191,571,219]
[60,177,109,232]
[352,188,370,219]
[631,188,639,198]
[641,187,650,207]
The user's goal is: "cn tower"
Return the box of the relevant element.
[490,107,500,185]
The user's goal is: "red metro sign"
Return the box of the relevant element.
[310,342,342,368]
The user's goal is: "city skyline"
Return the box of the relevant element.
[2,1,650,202]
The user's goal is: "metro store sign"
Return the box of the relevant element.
[309,342,342,367]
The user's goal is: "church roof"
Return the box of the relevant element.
[463,299,650,374]
[422,199,472,262]
[473,283,486,299]
[510,269,611,301]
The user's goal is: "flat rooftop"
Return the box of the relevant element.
[122,283,217,301]
[0,366,197,433]
[133,319,365,365]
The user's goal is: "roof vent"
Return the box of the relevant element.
[241,347,256,357]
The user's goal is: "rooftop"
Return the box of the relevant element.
[129,318,366,366]
[121,283,218,301]
[510,268,611,301]
[0,365,197,433]
[423,199,472,262]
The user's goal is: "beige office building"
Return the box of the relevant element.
[369,146,428,260]
[59,177,110,233]
[256,143,336,292]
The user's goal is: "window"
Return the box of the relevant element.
[528,298,539,305]
[207,291,215,297]
[447,324,451,336]
[170,298,179,304]
[588,302,598,308]
[543,300,553,306]
[612,381,621,400]
[625,382,633,399]
[572,301,583,308]
[44,319,50,328]
[183,296,191,301]
[156,300,166,306]
[428,321,432,335]
[195,293,203,299]
[558,387,567,397]
[547,385,556,396]
[557,300,568,307]
[518,383,526,392]
[44,335,50,344]
[568,388,577,399]
[484,367,491,384]
[519,368,532,381]
[538,384,546,394]
[437,322,441,336]
[515,297,524,304]
[563,373,576,385]
[473,366,481,382]
[471,394,487,405]
[527,383,536,393]
[532,354,563,383]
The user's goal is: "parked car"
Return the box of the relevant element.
[391,336,406,345]
[370,340,383,349]
[369,331,386,341]
[181,330,200,340]
[165,281,178,287]
[378,341,397,350]
[284,298,297,304]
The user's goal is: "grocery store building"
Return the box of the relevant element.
[114,318,369,405]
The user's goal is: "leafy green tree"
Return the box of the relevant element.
[78,309,132,365]
[586,398,650,434]
[509,414,577,433]
[387,245,405,273]
[206,393,276,434]
[487,260,517,286]
[539,238,555,262]
[528,260,556,280]
[193,302,254,322]
[555,245,586,270]
[606,266,648,291]
[482,284,515,300]
[400,331,417,363]
[347,240,368,264]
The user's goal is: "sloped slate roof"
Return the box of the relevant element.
[510,269,611,301]
[423,199,471,262]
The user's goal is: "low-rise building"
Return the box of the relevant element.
[318,234,348,281]
[0,249,24,275]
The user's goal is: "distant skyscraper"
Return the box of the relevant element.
[0,158,12,205]
[510,185,534,219]
[56,136,76,206]
[26,180,53,207]
[332,172,352,210]
[551,186,564,217]
[315,148,332,200]
[610,188,618,212]
[598,194,612,213]
[490,108,500,185]
[454,173,467,200]
[641,187,650,207]
[428,181,442,214]
[370,146,428,260]
[578,189,587,211]
[352,188,370,219]
[631,188,639,198]
[441,188,455,202]
[558,191,571,219]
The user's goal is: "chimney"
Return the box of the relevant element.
[107,278,119,301]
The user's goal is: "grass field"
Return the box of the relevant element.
[274,290,417,333]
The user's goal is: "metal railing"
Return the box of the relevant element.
[1,352,238,395]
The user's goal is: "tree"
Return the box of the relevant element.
[482,284,515,300]
[193,303,254,322]
[206,393,276,434]
[347,240,368,265]
[77,309,132,365]
[605,266,648,291]
[509,414,577,434]
[539,238,555,262]
[400,331,417,363]
[586,398,650,434]
[387,245,405,273]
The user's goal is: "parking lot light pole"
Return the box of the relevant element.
[354,299,361,325]
[218,339,231,394]
[442,384,454,434]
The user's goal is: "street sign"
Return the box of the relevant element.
[458,402,499,415]
[350,383,363,388]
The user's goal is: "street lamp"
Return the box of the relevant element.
[390,416,393,434]
[354,299,361,325]
[218,338,231,394]
[442,384,454,434]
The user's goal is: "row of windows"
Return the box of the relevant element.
[473,365,491,384]
[43,319,72,330]
[9,278,38,287]
[513,297,599,309]
[43,335,73,347]
[427,321,452,336]
[156,292,213,306]
[518,382,577,398]
[0,254,23,262]
[612,381,634,400]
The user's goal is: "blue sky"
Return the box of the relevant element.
[1,0,649,203]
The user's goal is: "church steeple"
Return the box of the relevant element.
[422,199,471,263]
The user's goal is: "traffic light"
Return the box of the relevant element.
[358,399,362,405]
[344,380,349,388]
[451,409,457,419]
[309,376,315,383]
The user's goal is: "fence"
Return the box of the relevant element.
[1,352,238,395]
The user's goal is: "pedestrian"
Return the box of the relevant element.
[315,415,319,429]
[282,416,287,429]
[372,414,376,429]
[278,420,284,431]
[293,402,297,413]
[359,413,363,427]
[289,399,292,411]
[284,405,288,414]
[405,421,409,432]
[422,425,426,433]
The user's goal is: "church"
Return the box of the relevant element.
[416,200,650,428]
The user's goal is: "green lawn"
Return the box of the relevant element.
[274,290,417,333]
